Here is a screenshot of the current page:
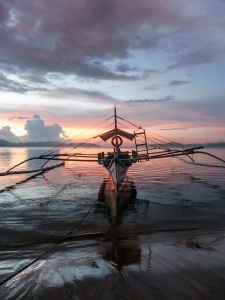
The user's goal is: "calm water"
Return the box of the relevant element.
[0,147,225,299]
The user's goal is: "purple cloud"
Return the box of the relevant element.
[0,0,224,88]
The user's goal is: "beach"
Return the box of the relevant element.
[0,147,225,299]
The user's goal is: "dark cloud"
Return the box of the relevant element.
[168,47,224,70]
[169,80,190,86]
[126,96,174,103]
[8,116,30,120]
[0,0,224,88]
[24,114,66,141]
[0,73,30,93]
[46,86,116,104]
[0,125,20,142]
[0,73,48,93]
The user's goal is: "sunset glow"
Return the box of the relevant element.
[0,0,225,144]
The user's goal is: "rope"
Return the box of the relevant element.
[117,115,140,128]
[117,115,184,150]
[145,129,185,149]
[41,115,114,156]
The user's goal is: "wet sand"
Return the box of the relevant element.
[1,148,225,299]
[1,182,225,299]
[1,227,225,299]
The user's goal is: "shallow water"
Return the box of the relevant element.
[0,147,225,299]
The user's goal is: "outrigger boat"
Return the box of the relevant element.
[1,106,225,193]
[97,106,138,191]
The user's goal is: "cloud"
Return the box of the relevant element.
[1,0,224,89]
[159,128,188,131]
[168,47,224,70]
[0,125,20,142]
[0,73,30,93]
[0,73,48,93]
[0,115,68,142]
[23,114,66,141]
[125,96,174,103]
[46,86,117,104]
[169,80,190,86]
[8,116,30,120]
[143,84,160,91]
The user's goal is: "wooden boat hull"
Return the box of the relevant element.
[107,157,129,191]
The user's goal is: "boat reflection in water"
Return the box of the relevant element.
[98,176,137,226]
[102,235,141,272]
[97,177,141,271]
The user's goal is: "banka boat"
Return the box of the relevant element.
[97,106,138,191]
[1,106,225,192]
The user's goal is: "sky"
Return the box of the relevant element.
[0,0,225,144]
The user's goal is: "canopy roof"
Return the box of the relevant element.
[100,128,134,141]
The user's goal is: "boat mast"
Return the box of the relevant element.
[114,105,119,153]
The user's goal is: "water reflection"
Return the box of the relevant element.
[95,177,141,271]
[0,150,12,167]
[97,177,137,226]
[102,236,141,272]
[0,171,44,193]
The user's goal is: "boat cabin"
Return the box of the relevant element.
[98,150,138,168]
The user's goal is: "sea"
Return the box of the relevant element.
[0,147,225,299]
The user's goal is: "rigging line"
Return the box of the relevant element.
[146,133,183,150]
[73,139,104,157]
[0,196,99,287]
[64,136,104,159]
[117,114,184,149]
[67,137,104,157]
[64,136,95,156]
[41,115,114,156]
[79,144,99,155]
[56,117,113,154]
[63,120,115,151]
[146,136,170,150]
[49,115,114,154]
[114,117,169,149]
[146,131,183,149]
[116,120,134,132]
[116,117,183,150]
[145,129,185,149]
[148,139,180,151]
[117,115,140,129]
[63,129,108,156]
[42,117,112,155]
[91,121,115,139]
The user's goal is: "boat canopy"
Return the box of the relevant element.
[99,128,134,142]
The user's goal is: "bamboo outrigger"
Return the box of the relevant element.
[1,106,225,192]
